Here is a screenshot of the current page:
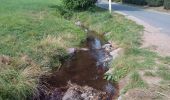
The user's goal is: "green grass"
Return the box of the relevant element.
[144,71,156,77]
[71,7,143,47]
[0,0,161,99]
[69,8,157,82]
[122,71,148,94]
[0,0,85,67]
[0,0,85,99]
[157,66,170,80]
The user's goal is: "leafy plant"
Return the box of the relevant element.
[164,0,170,9]
[122,0,147,5]
[62,0,97,10]
[146,0,164,7]
[104,73,114,81]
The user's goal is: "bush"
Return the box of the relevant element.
[63,0,97,10]
[111,0,122,2]
[164,0,170,9]
[122,0,147,5]
[146,0,164,7]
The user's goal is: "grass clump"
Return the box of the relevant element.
[123,71,148,93]
[157,66,170,80]
[144,71,156,77]
[0,58,41,100]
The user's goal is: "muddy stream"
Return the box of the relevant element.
[36,27,119,100]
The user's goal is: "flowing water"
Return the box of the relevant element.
[38,29,119,100]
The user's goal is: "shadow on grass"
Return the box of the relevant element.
[49,4,107,13]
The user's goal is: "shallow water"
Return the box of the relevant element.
[39,29,118,100]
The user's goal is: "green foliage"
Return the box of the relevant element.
[122,0,147,5]
[62,0,97,10]
[0,0,85,99]
[0,62,38,100]
[104,73,115,81]
[164,0,170,9]
[157,66,170,80]
[144,71,156,77]
[111,0,122,2]
[146,0,164,7]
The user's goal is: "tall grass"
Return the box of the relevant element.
[0,0,85,99]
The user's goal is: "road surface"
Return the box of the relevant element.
[97,2,170,34]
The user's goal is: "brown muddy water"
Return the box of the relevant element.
[36,29,119,100]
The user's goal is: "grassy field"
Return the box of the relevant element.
[0,0,85,99]
[1,0,169,99]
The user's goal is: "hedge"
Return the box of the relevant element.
[122,0,147,5]
[63,0,97,10]
[164,0,170,9]
[146,0,164,7]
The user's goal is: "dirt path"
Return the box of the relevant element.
[125,15,170,56]
[98,2,170,56]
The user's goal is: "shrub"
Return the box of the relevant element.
[63,0,97,10]
[164,0,170,9]
[146,0,164,7]
[111,0,122,2]
[122,0,147,5]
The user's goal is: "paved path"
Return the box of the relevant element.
[97,2,170,34]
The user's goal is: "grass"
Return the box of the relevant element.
[0,0,85,99]
[144,71,156,77]
[122,71,148,94]
[157,66,170,80]
[0,0,165,99]
[67,5,166,94]
[70,7,158,86]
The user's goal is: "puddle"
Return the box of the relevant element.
[36,28,119,100]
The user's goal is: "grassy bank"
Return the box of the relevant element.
[1,0,169,99]
[0,0,85,99]
[70,6,170,97]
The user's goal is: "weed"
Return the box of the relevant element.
[157,66,170,80]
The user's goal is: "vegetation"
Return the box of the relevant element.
[123,71,147,93]
[1,0,169,99]
[157,66,170,80]
[122,0,147,5]
[0,0,85,99]
[0,0,146,97]
[63,0,97,10]
[146,0,164,7]
[164,0,170,9]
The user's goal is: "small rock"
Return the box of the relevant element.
[102,44,112,49]
[75,21,81,26]
[84,29,88,32]
[109,48,123,59]
[67,48,76,54]
[79,48,89,51]
[0,55,11,65]
[106,68,115,75]
[62,82,107,100]
[103,32,111,36]
[102,44,113,52]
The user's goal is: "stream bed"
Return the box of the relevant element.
[36,28,119,100]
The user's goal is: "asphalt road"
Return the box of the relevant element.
[97,2,170,34]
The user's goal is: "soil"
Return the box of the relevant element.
[125,15,170,56]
